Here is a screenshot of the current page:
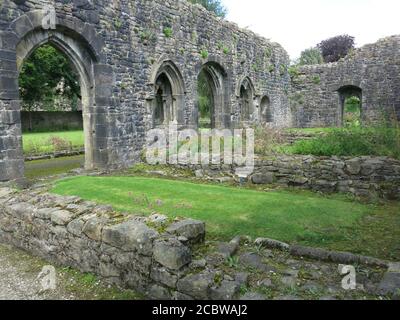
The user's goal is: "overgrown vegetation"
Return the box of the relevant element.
[288,126,400,159]
[298,47,323,66]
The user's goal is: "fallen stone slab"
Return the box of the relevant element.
[290,245,389,268]
[255,237,290,251]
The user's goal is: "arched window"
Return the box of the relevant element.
[239,77,255,124]
[338,85,362,127]
[260,96,273,123]
[196,62,228,129]
[151,61,185,128]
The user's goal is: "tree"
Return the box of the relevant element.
[299,47,323,66]
[188,0,227,18]
[19,44,81,131]
[317,35,355,63]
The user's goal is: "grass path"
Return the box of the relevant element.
[52,176,400,260]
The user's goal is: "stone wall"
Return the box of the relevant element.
[0,187,208,298]
[1,186,398,300]
[21,111,83,132]
[0,0,291,182]
[175,155,400,200]
[291,36,400,127]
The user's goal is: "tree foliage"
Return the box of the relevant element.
[299,47,323,66]
[188,0,227,18]
[19,44,80,112]
[317,35,355,63]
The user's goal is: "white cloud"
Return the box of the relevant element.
[222,0,400,59]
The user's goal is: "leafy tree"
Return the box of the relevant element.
[299,47,323,66]
[19,44,80,130]
[188,0,227,18]
[317,35,355,63]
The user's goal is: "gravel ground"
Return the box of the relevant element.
[0,243,141,300]
[0,244,75,300]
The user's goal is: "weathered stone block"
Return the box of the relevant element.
[251,172,275,184]
[50,210,74,226]
[166,219,205,244]
[102,219,158,254]
[177,272,215,300]
[153,238,192,270]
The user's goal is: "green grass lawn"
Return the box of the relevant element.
[52,176,400,260]
[23,130,84,155]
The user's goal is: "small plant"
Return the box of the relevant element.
[223,47,230,55]
[279,64,287,76]
[288,65,300,79]
[226,256,239,269]
[200,48,209,59]
[268,64,275,73]
[114,18,123,30]
[312,75,321,84]
[163,27,173,38]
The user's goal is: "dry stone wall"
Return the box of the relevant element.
[177,155,400,200]
[0,187,208,298]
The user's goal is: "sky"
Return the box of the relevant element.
[222,0,400,60]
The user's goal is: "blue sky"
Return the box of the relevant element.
[222,0,399,59]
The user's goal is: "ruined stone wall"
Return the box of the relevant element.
[291,36,400,127]
[0,187,209,299]
[0,0,291,182]
[174,155,400,200]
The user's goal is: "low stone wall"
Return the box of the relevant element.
[0,187,399,299]
[176,155,400,200]
[0,187,206,299]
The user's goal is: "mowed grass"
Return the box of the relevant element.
[23,130,84,155]
[52,176,400,260]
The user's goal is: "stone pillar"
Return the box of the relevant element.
[0,31,24,182]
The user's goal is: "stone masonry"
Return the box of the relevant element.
[1,1,400,183]
[0,186,399,300]
[0,0,290,182]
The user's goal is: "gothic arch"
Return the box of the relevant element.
[0,10,112,181]
[149,60,186,127]
[196,61,230,129]
[237,77,256,124]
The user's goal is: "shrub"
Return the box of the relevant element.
[254,126,286,155]
[299,47,323,66]
[317,35,355,63]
